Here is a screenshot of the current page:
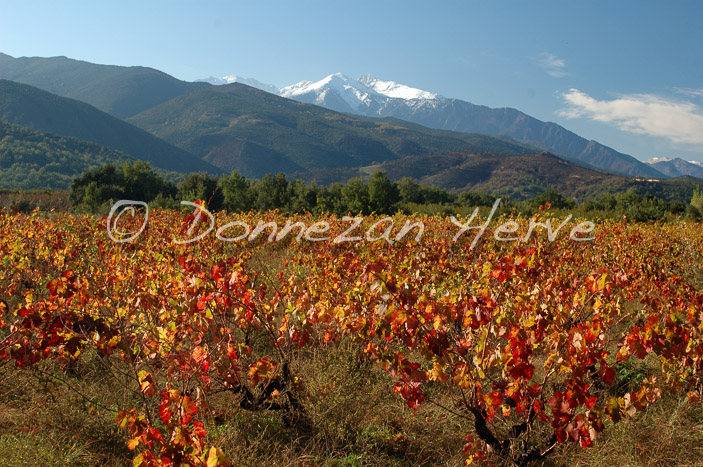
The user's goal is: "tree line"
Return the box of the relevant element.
[70,161,495,215]
[68,161,703,221]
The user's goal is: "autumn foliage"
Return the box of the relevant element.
[1,205,703,465]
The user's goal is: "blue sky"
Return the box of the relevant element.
[1,0,702,162]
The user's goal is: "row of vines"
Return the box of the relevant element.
[1,206,703,465]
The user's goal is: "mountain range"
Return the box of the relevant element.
[0,79,218,174]
[1,51,701,199]
[292,151,627,200]
[201,72,665,178]
[2,53,673,178]
[0,52,206,118]
[644,157,703,178]
[0,120,134,190]
[126,83,534,178]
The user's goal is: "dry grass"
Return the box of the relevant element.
[1,339,703,466]
[1,271,702,467]
[543,393,703,467]
[200,339,466,466]
[0,359,132,466]
[0,190,71,213]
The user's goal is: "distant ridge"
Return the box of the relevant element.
[0,53,206,118]
[0,52,666,179]
[645,157,703,178]
[292,151,629,200]
[203,69,663,179]
[0,120,134,190]
[293,150,703,203]
[273,73,664,178]
[0,79,220,174]
[196,75,279,94]
[127,83,536,178]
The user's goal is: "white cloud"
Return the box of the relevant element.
[674,87,703,98]
[535,52,568,78]
[559,89,703,146]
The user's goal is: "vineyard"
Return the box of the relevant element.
[1,205,703,466]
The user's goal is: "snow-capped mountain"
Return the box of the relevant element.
[644,157,673,164]
[196,71,663,178]
[278,73,387,114]
[276,73,439,114]
[645,157,703,167]
[645,157,703,178]
[197,72,439,114]
[196,75,279,95]
[358,74,438,100]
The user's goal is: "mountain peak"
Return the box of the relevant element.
[358,74,438,100]
[195,75,279,94]
[197,71,440,106]
[645,156,703,178]
[279,73,382,113]
[644,157,673,164]
[280,72,361,95]
[327,72,353,81]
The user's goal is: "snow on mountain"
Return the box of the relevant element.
[275,73,439,114]
[644,157,673,164]
[196,76,235,85]
[195,71,439,113]
[278,73,385,113]
[644,157,703,168]
[193,71,662,178]
[645,157,703,178]
[279,73,355,96]
[358,73,438,100]
[196,72,439,114]
[195,76,279,94]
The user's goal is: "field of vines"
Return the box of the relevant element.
[1,204,703,466]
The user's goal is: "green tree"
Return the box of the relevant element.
[691,186,703,212]
[419,185,453,204]
[626,196,667,222]
[616,188,641,209]
[528,188,575,210]
[69,164,123,206]
[69,161,174,210]
[315,183,344,215]
[287,179,318,213]
[581,192,617,212]
[368,171,399,214]
[668,200,687,215]
[253,173,289,211]
[686,204,702,221]
[121,160,174,201]
[81,181,102,212]
[396,177,422,204]
[221,170,253,212]
[177,173,224,211]
[341,178,369,215]
[457,191,496,207]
